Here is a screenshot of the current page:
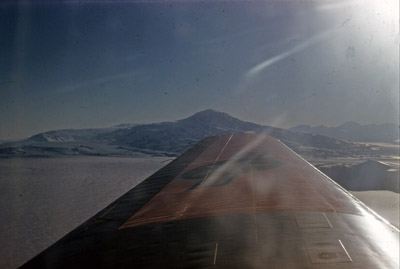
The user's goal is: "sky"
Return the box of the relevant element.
[0,0,399,140]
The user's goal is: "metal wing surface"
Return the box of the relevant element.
[22,133,399,268]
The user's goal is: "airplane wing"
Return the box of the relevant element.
[22,133,399,268]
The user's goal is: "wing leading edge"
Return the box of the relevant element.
[22,133,399,268]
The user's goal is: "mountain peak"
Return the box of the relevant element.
[189,109,225,117]
[180,109,233,122]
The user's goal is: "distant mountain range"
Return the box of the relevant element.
[290,121,399,143]
[27,124,136,143]
[0,110,396,158]
[95,109,355,153]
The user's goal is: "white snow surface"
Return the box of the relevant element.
[0,156,169,269]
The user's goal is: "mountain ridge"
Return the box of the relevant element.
[100,109,352,153]
[290,121,399,143]
[0,109,395,158]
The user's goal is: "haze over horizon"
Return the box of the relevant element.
[1,0,398,140]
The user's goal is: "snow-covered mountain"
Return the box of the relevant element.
[1,109,392,158]
[26,124,137,143]
[97,109,351,153]
[27,129,112,143]
[290,121,399,143]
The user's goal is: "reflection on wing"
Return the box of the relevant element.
[22,134,399,268]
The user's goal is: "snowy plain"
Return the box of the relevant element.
[0,156,169,269]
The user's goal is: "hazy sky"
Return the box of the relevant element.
[0,0,398,140]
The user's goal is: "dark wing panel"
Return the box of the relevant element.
[22,134,399,268]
